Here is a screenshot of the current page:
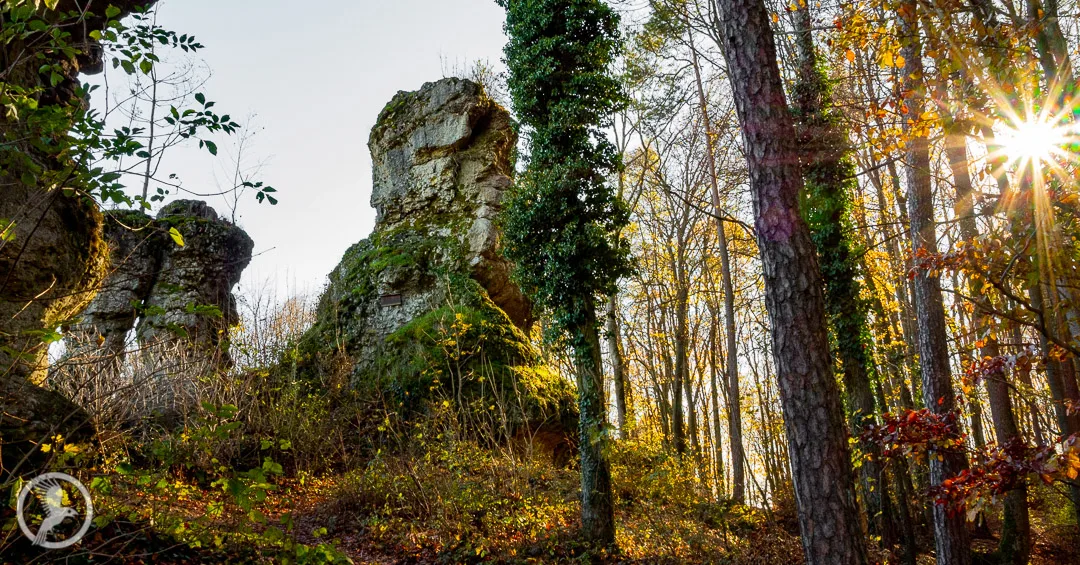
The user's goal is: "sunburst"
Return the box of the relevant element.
[981,78,1080,184]
[997,117,1068,169]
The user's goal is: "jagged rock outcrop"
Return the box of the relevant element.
[368,77,530,330]
[68,201,253,360]
[1,0,156,476]
[137,200,253,351]
[68,210,161,357]
[297,78,575,450]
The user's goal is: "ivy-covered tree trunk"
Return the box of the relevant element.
[574,302,616,543]
[898,2,971,562]
[499,0,630,547]
[710,0,868,561]
[791,4,889,542]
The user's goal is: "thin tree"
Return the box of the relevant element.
[897,0,971,561]
[499,0,632,546]
[682,2,746,501]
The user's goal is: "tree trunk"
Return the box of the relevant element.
[1028,285,1080,524]
[946,125,1030,564]
[606,296,628,437]
[710,0,868,561]
[686,18,745,502]
[718,223,746,503]
[1028,0,1075,101]
[709,315,726,495]
[573,301,615,545]
[899,3,971,562]
[1011,325,1046,447]
[791,3,887,541]
[673,276,689,455]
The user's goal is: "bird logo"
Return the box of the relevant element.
[16,472,94,549]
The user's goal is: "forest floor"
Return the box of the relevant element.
[3,455,1078,564]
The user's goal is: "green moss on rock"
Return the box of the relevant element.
[294,78,575,452]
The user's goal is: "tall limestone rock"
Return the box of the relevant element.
[137,200,254,354]
[298,78,575,447]
[67,201,254,363]
[66,209,161,358]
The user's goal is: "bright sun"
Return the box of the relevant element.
[998,119,1066,166]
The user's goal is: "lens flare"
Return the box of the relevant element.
[998,119,1066,166]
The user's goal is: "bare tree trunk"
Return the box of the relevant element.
[673,274,689,455]
[606,296,628,437]
[710,0,868,561]
[899,3,971,562]
[1028,285,1080,524]
[686,19,745,502]
[686,362,702,466]
[1011,325,1046,447]
[709,314,726,495]
[718,224,745,502]
[946,125,1030,564]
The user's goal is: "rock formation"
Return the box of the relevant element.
[1,1,155,476]
[68,209,161,357]
[367,77,530,331]
[297,78,575,448]
[68,200,254,361]
[137,200,253,351]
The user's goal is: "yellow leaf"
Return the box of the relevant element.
[846,49,856,63]
[169,227,185,247]
[772,12,779,23]
[881,52,894,67]
[894,55,906,68]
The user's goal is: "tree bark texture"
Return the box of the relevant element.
[899,3,972,562]
[710,0,868,561]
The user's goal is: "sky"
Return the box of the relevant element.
[114,0,511,300]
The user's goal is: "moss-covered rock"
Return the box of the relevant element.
[137,200,254,353]
[0,0,156,479]
[296,79,576,452]
[64,200,253,365]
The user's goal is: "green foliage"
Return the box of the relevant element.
[0,2,276,209]
[294,222,577,440]
[126,402,347,562]
[498,0,632,343]
[791,48,877,423]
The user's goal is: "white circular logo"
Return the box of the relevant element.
[16,472,94,549]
